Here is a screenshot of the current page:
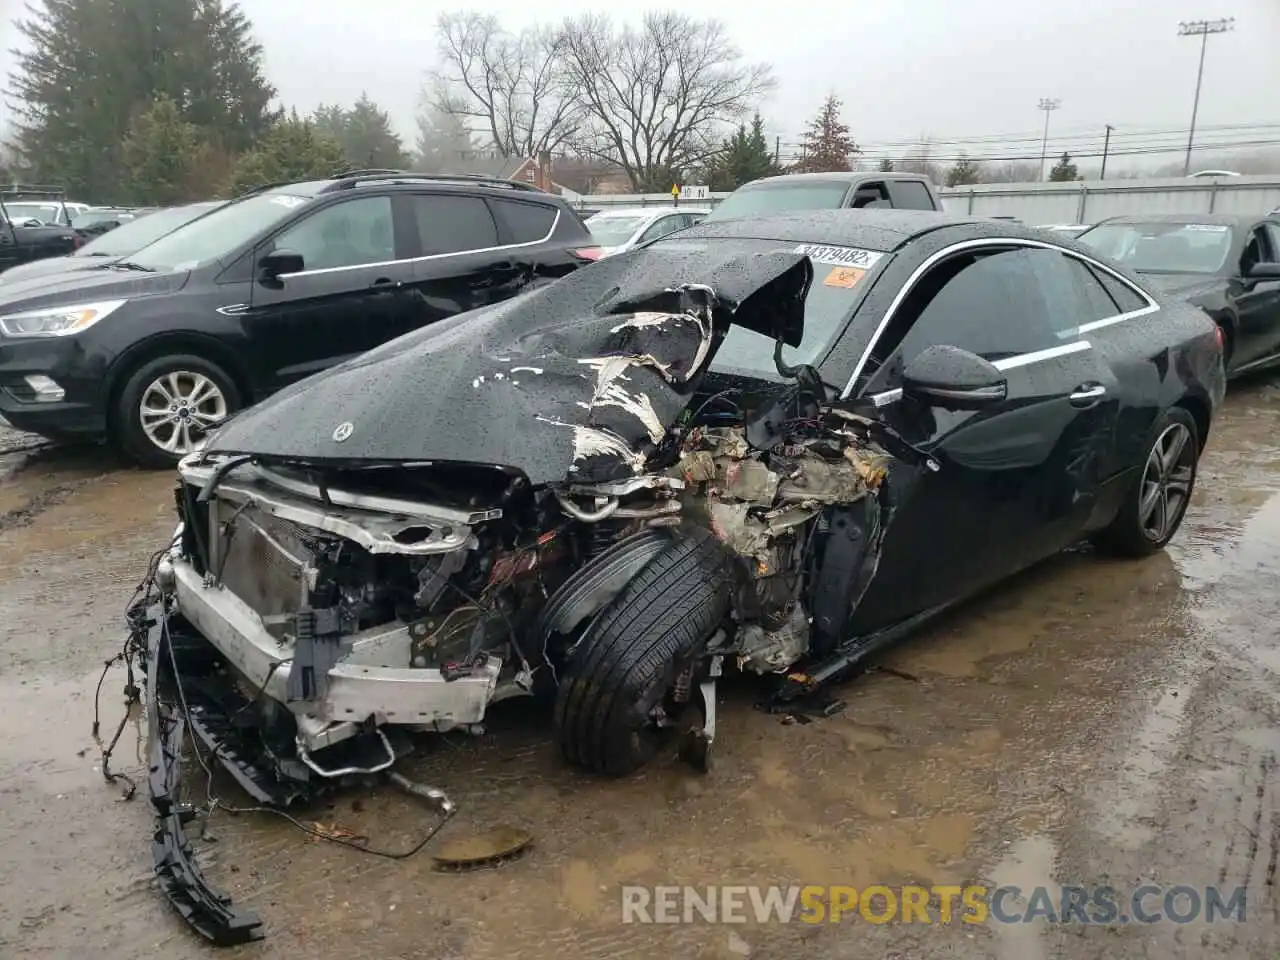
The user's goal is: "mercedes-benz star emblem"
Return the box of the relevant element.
[332,421,354,442]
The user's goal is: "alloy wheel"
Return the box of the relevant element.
[1138,422,1195,543]
[138,370,228,455]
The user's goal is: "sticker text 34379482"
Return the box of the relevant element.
[793,243,884,269]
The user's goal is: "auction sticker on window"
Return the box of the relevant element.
[823,266,867,288]
[793,243,884,268]
[1183,223,1230,232]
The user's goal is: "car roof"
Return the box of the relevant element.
[257,171,568,204]
[1095,213,1258,227]
[734,171,934,188]
[680,208,1031,253]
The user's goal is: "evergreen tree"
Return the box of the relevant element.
[121,95,200,205]
[1049,152,1080,181]
[341,94,410,169]
[945,155,982,186]
[708,113,780,191]
[877,158,895,172]
[226,112,344,196]
[795,95,859,173]
[414,101,478,172]
[7,0,277,200]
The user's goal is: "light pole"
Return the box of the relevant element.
[1038,98,1061,181]
[1100,124,1114,180]
[1179,17,1235,176]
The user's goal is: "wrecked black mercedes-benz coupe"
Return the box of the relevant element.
[125,210,1225,943]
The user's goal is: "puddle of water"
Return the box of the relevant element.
[986,834,1059,960]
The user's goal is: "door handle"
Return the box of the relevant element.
[1069,383,1106,406]
[370,277,401,290]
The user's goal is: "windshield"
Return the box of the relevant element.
[1077,221,1233,274]
[75,204,221,258]
[3,201,63,224]
[586,215,648,247]
[706,182,850,222]
[126,193,313,272]
[653,236,884,380]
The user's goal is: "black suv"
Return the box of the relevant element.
[0,170,600,465]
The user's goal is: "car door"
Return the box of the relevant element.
[1235,221,1280,366]
[245,194,414,390]
[402,192,516,324]
[847,243,1121,633]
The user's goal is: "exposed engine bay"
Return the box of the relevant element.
[120,249,930,945]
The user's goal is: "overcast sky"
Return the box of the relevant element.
[2,0,1276,169]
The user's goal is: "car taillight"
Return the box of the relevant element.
[71,235,84,249]
[1213,324,1224,352]
[571,246,603,262]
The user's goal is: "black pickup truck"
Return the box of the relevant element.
[0,207,80,273]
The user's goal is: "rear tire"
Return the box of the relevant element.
[554,528,731,776]
[1093,406,1199,557]
[113,354,241,469]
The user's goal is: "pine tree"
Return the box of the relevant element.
[414,102,477,172]
[945,156,982,187]
[708,113,780,191]
[226,112,344,196]
[121,96,200,205]
[7,0,277,201]
[341,94,410,169]
[878,158,895,172]
[795,95,859,174]
[1049,152,1079,181]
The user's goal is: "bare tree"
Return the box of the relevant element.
[894,137,946,186]
[985,161,1041,183]
[429,12,580,159]
[557,13,774,191]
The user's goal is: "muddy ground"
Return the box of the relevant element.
[1,382,1279,960]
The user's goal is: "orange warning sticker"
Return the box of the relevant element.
[823,266,866,288]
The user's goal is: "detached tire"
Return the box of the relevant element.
[1093,406,1199,557]
[113,354,241,469]
[554,528,731,777]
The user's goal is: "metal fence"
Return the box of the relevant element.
[568,175,1280,224]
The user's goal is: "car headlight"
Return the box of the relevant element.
[0,299,127,338]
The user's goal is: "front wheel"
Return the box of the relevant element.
[553,528,731,777]
[1093,406,1199,557]
[113,354,241,468]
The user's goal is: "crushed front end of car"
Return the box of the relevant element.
[131,242,914,942]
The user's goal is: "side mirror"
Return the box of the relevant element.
[1245,262,1280,282]
[259,248,304,282]
[902,344,1008,410]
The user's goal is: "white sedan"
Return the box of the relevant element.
[584,206,711,256]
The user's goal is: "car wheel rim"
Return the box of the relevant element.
[138,371,228,456]
[1138,422,1195,542]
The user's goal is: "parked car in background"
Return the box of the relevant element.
[705,172,941,222]
[0,201,225,286]
[71,206,149,239]
[2,199,90,226]
[584,206,709,256]
[1076,213,1280,378]
[0,171,599,466]
[0,208,81,272]
[1039,223,1091,239]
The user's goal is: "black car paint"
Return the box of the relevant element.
[1079,214,1280,378]
[0,181,593,440]
[201,209,1224,653]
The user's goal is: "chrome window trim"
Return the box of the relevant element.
[276,201,562,281]
[839,236,1159,399]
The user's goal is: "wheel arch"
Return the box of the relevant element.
[104,332,253,436]
[1174,391,1212,452]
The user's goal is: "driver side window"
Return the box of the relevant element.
[894,247,1076,366]
[271,196,395,272]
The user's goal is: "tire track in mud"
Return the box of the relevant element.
[0,480,89,532]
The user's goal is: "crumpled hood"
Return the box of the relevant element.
[1138,272,1223,302]
[206,245,812,485]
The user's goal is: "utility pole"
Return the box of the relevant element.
[1100,124,1114,180]
[1038,98,1061,181]
[775,136,781,165]
[1178,17,1235,176]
